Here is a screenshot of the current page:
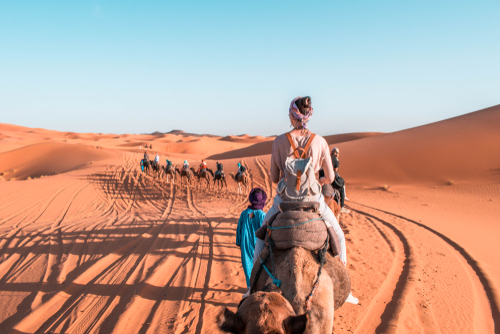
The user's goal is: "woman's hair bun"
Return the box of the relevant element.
[297,96,312,115]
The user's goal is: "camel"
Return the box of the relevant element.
[190,167,214,190]
[218,191,350,333]
[213,170,228,190]
[229,172,248,194]
[162,164,177,183]
[141,159,150,174]
[218,247,350,333]
[322,184,341,222]
[149,160,162,179]
[179,167,191,186]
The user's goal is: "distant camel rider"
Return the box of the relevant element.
[331,147,349,213]
[143,152,150,167]
[165,158,173,171]
[198,159,207,173]
[183,160,189,171]
[154,154,160,166]
[236,162,246,179]
[216,161,224,176]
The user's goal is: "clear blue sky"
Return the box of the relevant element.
[1,1,499,136]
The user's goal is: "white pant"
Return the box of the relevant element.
[252,193,347,265]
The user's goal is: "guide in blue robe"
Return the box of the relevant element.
[236,208,266,288]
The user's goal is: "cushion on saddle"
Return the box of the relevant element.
[279,202,319,213]
[269,202,327,251]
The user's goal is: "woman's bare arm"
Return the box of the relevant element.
[321,144,335,184]
[270,139,281,184]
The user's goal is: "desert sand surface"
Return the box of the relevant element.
[0,105,499,334]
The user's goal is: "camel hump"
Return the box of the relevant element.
[270,207,327,251]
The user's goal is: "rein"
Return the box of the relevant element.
[305,234,329,310]
[254,215,329,311]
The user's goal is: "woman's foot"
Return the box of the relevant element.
[341,207,350,213]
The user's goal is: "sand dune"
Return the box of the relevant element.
[0,142,115,180]
[219,134,272,144]
[334,104,500,184]
[323,132,384,146]
[208,132,382,160]
[0,105,499,333]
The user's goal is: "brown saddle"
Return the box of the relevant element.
[255,202,327,251]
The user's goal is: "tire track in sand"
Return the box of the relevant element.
[56,174,177,334]
[351,208,430,334]
[185,186,214,334]
[35,170,175,333]
[108,184,205,334]
[350,203,497,334]
[254,157,273,211]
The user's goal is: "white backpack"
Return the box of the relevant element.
[276,133,322,202]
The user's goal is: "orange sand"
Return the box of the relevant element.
[0,104,499,333]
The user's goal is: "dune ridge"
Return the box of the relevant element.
[335,104,500,184]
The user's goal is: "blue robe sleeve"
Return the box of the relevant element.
[236,212,243,246]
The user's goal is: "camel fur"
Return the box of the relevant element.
[217,285,308,334]
[251,247,350,333]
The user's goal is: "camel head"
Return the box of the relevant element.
[217,285,307,334]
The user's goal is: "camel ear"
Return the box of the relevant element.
[284,313,307,334]
[217,307,244,333]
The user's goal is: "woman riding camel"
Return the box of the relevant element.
[165,157,173,171]
[216,161,224,175]
[236,162,246,179]
[252,97,346,261]
[198,159,207,174]
[331,147,349,213]
[143,151,150,167]
[252,95,357,303]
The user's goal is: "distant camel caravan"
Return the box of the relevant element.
[229,172,248,194]
[140,158,248,193]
